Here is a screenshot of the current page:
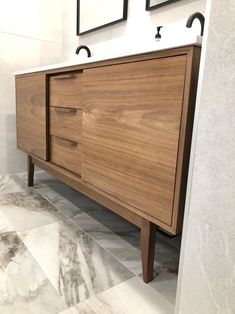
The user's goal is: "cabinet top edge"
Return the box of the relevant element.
[14,41,202,77]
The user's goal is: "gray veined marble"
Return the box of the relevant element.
[58,277,174,314]
[0,174,26,195]
[0,190,67,232]
[17,170,58,187]
[19,219,134,307]
[0,231,67,314]
[34,184,84,218]
[34,180,180,304]
[0,173,180,307]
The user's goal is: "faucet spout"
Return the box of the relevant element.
[186,12,205,36]
[75,45,91,57]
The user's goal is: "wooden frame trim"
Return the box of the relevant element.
[172,46,201,233]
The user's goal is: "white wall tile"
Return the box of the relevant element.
[179,217,235,314]
[184,0,235,234]
[177,1,235,313]
[0,33,62,174]
[0,0,63,43]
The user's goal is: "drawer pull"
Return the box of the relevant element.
[69,141,78,148]
[55,137,78,148]
[53,74,77,80]
[54,108,77,114]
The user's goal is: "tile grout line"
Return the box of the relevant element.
[0,30,61,44]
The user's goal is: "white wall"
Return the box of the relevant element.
[176,0,235,313]
[0,0,63,174]
[61,0,206,60]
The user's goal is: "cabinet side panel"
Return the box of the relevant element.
[16,75,47,160]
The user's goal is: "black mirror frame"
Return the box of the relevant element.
[146,0,180,11]
[77,0,128,36]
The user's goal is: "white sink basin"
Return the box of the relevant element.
[14,35,202,75]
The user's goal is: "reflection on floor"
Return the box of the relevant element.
[0,171,180,314]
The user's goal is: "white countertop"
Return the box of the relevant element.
[14,36,202,75]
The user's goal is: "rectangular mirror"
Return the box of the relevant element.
[77,0,128,35]
[146,0,180,11]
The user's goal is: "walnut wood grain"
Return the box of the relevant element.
[82,55,187,225]
[31,153,177,233]
[50,107,82,143]
[16,75,47,160]
[49,72,83,109]
[51,136,81,175]
[31,154,143,228]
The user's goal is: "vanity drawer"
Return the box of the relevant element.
[50,72,83,109]
[50,107,82,143]
[51,136,81,175]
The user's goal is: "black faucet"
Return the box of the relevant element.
[75,45,91,57]
[186,12,205,36]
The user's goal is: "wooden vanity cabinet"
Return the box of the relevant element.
[15,45,201,283]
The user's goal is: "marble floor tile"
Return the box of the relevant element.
[11,173,180,307]
[35,184,84,218]
[58,277,174,314]
[0,190,67,232]
[157,232,182,250]
[17,170,58,187]
[0,174,26,195]
[18,219,134,307]
[0,211,14,233]
[148,258,179,305]
[0,231,67,314]
[106,239,179,304]
[32,183,180,303]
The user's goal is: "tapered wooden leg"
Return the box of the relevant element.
[27,155,34,187]
[140,219,156,283]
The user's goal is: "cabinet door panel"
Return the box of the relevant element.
[16,75,47,160]
[82,56,187,225]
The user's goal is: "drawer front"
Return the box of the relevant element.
[51,136,81,175]
[50,107,82,143]
[50,72,83,109]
